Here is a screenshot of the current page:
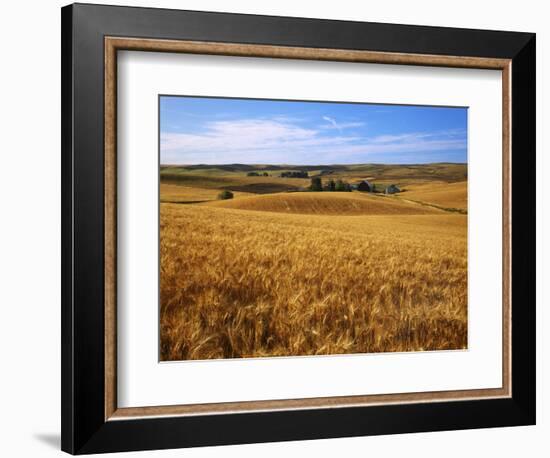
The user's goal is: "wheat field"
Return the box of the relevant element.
[399,181,468,210]
[205,191,443,215]
[160,189,467,361]
[160,183,254,204]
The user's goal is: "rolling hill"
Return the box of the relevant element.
[400,181,468,210]
[204,191,443,216]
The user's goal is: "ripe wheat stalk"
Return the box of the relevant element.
[160,204,467,361]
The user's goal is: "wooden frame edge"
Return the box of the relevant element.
[109,388,510,420]
[104,36,512,421]
[105,38,117,420]
[106,36,511,69]
[502,61,512,401]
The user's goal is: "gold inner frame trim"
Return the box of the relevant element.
[104,36,512,421]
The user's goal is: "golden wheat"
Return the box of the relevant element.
[160,183,254,203]
[400,181,467,210]
[204,191,443,215]
[160,201,467,361]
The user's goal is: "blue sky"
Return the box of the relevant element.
[160,96,467,165]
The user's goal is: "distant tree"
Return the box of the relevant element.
[247,172,260,176]
[357,180,372,192]
[310,176,323,192]
[217,190,234,200]
[263,172,269,176]
[281,171,309,178]
[335,179,347,192]
[327,179,336,192]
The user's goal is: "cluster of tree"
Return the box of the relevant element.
[318,170,333,176]
[246,171,270,176]
[280,171,309,178]
[217,190,234,200]
[309,177,352,192]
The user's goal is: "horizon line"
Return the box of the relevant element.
[160,161,468,166]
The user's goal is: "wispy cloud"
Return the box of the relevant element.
[161,117,466,165]
[321,116,364,131]
[322,116,338,129]
[371,129,466,144]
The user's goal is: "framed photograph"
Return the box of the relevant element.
[61,3,536,454]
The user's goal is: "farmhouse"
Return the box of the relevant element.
[385,184,401,194]
[357,180,373,192]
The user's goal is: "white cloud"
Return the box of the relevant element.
[370,129,466,144]
[162,119,318,152]
[161,118,466,164]
[322,116,338,129]
[321,116,364,130]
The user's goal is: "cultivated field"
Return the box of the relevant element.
[159,163,468,361]
[206,191,442,215]
[160,183,254,204]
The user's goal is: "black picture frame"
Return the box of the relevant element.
[61,3,536,454]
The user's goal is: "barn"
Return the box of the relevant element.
[357,180,373,192]
[385,184,401,194]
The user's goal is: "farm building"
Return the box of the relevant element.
[357,180,373,192]
[385,184,401,194]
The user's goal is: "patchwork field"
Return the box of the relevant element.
[159,163,468,361]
